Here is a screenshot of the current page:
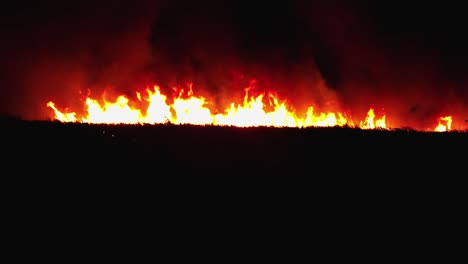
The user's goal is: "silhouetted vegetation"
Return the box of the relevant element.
[3,118,466,174]
[2,118,467,213]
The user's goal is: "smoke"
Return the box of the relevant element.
[147,0,340,113]
[0,0,163,119]
[1,0,467,128]
[292,1,468,128]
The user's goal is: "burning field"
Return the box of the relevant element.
[45,81,461,132]
[2,1,468,177]
[9,78,462,178]
[35,79,468,178]
[4,2,468,248]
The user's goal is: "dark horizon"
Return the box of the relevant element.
[1,0,467,128]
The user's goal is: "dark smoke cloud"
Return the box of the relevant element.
[1,0,467,128]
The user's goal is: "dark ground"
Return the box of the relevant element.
[2,117,466,256]
[3,117,467,176]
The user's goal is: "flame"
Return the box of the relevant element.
[46,84,457,131]
[359,108,387,129]
[213,88,301,127]
[85,96,143,124]
[46,101,77,122]
[434,116,452,132]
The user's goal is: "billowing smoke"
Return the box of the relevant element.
[1,0,467,128]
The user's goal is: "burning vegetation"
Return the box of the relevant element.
[46,82,456,132]
[4,2,461,132]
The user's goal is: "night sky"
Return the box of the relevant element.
[1,0,467,127]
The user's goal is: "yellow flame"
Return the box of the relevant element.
[434,116,452,132]
[359,108,387,129]
[84,96,143,124]
[45,84,454,131]
[46,101,77,122]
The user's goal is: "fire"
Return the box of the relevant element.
[85,96,143,124]
[359,108,387,130]
[213,88,302,127]
[434,116,452,132]
[46,101,77,122]
[46,83,456,132]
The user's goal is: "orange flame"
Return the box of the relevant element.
[46,84,456,132]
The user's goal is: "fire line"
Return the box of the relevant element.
[47,84,456,132]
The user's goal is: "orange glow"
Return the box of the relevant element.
[46,83,457,132]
